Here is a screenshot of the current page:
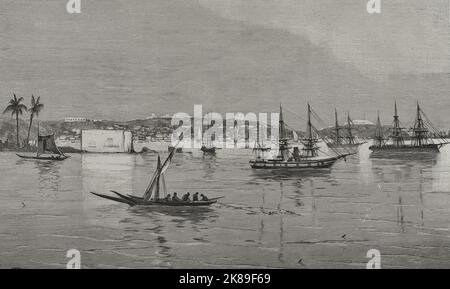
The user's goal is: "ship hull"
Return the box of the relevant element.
[249,156,343,169]
[201,146,216,153]
[327,143,364,148]
[369,144,441,152]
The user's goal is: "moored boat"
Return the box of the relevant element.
[369,102,448,152]
[17,128,69,161]
[326,109,366,148]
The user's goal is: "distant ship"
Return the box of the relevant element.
[249,104,352,169]
[201,134,216,154]
[369,102,449,152]
[201,113,217,154]
[326,109,366,148]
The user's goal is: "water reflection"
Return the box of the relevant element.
[20,160,62,197]
[201,154,217,179]
[250,168,332,181]
[129,206,218,226]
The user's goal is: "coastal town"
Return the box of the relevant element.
[2,94,450,154]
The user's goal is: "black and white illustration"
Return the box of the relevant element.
[0,0,449,269]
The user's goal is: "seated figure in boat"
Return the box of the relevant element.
[182,192,191,202]
[172,192,181,202]
[200,194,209,201]
[163,194,171,202]
[193,192,199,202]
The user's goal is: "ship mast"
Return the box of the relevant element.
[346,112,355,145]
[374,110,384,147]
[301,103,319,157]
[391,101,404,147]
[334,108,341,143]
[412,101,428,147]
[277,104,290,160]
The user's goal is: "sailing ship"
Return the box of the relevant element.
[327,109,366,148]
[249,104,353,169]
[369,101,449,152]
[91,146,222,207]
[17,124,69,160]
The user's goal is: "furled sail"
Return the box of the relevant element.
[142,148,176,201]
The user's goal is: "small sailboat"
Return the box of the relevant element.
[17,123,69,161]
[369,101,449,152]
[249,104,353,169]
[91,145,223,207]
[201,132,216,154]
[326,109,366,148]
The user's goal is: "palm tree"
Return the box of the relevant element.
[3,93,28,149]
[26,95,44,146]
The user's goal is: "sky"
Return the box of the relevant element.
[0,0,449,127]
[198,0,450,76]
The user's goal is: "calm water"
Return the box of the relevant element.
[1,143,449,268]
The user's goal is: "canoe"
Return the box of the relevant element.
[17,154,69,161]
[91,191,222,207]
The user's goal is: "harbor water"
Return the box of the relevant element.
[0,143,449,268]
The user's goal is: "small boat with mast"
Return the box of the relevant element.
[17,122,69,161]
[91,142,223,207]
[326,109,366,148]
[201,133,217,154]
[369,101,449,152]
[249,104,353,169]
[201,112,217,154]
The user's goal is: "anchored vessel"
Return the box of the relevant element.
[369,102,449,152]
[326,109,366,148]
[201,113,217,154]
[249,104,352,169]
[91,146,222,207]
[17,125,69,160]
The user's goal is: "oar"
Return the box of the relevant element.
[90,192,136,206]
[206,196,225,201]
[110,190,139,205]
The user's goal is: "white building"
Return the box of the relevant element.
[65,117,87,123]
[81,129,133,153]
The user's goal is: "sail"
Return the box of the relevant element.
[142,147,176,201]
[293,130,299,141]
[37,134,63,155]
